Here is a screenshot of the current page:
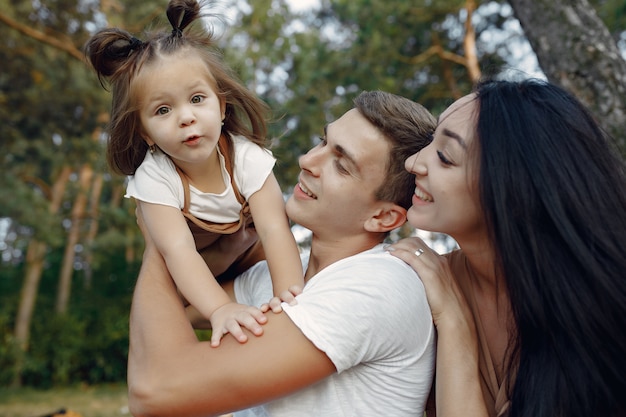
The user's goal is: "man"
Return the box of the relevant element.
[127,91,437,417]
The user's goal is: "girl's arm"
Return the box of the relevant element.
[137,201,266,345]
[389,238,488,417]
[128,228,336,417]
[247,172,304,299]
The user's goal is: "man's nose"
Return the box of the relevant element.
[298,146,323,175]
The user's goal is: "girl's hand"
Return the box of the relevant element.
[388,238,469,329]
[261,285,304,313]
[209,302,267,347]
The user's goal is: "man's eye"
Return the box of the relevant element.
[437,150,453,166]
[335,160,348,174]
[157,107,169,115]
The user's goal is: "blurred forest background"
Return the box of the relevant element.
[1,0,625,389]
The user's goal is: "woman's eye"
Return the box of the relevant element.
[437,150,453,165]
[318,136,327,146]
[156,107,169,115]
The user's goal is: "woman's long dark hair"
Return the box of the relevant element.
[475,78,626,417]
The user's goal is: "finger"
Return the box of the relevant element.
[226,322,249,344]
[388,236,427,252]
[268,297,284,313]
[289,285,304,296]
[390,248,427,265]
[249,307,268,325]
[279,290,297,306]
[238,314,265,337]
[210,328,225,347]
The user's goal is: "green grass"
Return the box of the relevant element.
[0,384,128,417]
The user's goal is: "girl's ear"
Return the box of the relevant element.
[220,98,226,121]
[364,203,407,233]
[140,130,154,146]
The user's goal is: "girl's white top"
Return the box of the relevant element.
[125,135,276,223]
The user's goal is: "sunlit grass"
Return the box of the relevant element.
[0,384,128,417]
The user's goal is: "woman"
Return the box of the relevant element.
[391,78,626,417]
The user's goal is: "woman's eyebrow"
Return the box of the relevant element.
[442,128,467,149]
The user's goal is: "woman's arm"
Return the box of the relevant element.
[390,238,488,417]
[248,172,304,298]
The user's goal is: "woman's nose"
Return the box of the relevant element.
[405,149,427,176]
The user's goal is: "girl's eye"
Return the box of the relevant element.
[437,150,453,166]
[156,107,169,115]
[191,95,204,104]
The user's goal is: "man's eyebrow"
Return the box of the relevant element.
[324,125,361,174]
[442,128,467,149]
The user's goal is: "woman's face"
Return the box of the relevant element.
[405,93,485,241]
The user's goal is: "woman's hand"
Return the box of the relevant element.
[390,238,487,417]
[388,237,469,329]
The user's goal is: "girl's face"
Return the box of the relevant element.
[136,54,225,171]
[405,93,485,241]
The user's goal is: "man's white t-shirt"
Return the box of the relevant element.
[125,135,275,223]
[233,244,436,417]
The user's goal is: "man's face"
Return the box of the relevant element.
[287,108,390,239]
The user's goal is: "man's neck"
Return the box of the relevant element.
[304,234,384,281]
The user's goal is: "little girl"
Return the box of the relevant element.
[85,0,303,346]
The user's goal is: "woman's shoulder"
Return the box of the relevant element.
[443,248,465,264]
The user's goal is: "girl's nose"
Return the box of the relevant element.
[179,107,196,127]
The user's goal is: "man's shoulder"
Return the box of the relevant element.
[326,245,416,278]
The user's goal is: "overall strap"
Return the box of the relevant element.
[176,135,249,233]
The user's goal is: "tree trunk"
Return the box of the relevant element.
[463,0,481,83]
[508,0,626,151]
[13,165,72,386]
[56,164,93,314]
[83,172,104,290]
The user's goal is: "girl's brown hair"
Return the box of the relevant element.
[85,0,269,175]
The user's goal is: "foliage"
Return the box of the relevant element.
[0,307,20,386]
[0,0,623,388]
[0,244,138,388]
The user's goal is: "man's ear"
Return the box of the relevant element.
[364,203,407,233]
